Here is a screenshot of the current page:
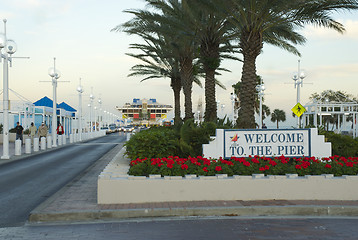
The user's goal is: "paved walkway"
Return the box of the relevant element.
[28,143,358,224]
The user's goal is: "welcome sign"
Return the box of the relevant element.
[223,129,311,158]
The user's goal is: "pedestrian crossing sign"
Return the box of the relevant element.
[161,114,167,119]
[122,114,128,119]
[292,103,306,117]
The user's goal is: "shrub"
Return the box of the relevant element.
[125,120,217,160]
[323,131,358,157]
[178,120,215,157]
[124,127,180,160]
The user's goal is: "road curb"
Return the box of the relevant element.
[28,205,358,223]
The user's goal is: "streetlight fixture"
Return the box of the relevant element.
[77,78,84,141]
[48,58,61,147]
[88,103,91,132]
[256,80,265,129]
[94,106,97,131]
[0,19,17,159]
[89,89,95,132]
[98,96,102,129]
[230,91,238,122]
[292,60,306,128]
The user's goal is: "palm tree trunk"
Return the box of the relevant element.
[204,68,217,122]
[180,56,194,121]
[236,55,258,129]
[202,40,219,123]
[237,31,263,129]
[171,76,182,125]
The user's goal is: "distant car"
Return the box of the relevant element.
[101,126,111,134]
[108,124,117,133]
[123,125,134,132]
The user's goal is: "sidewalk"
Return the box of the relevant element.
[29,144,358,224]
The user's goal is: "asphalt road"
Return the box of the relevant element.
[2,217,358,239]
[0,134,125,227]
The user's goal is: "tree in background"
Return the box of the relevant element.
[271,109,286,129]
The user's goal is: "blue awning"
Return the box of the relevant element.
[58,102,77,112]
[33,96,59,108]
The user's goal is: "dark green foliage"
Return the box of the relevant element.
[179,119,215,157]
[124,127,180,160]
[125,120,217,160]
[323,131,358,157]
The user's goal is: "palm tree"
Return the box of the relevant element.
[207,0,358,129]
[271,109,286,129]
[182,0,239,122]
[126,39,183,125]
[114,0,200,122]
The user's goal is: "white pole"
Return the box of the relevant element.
[297,61,301,128]
[52,58,57,147]
[79,92,82,140]
[1,19,10,159]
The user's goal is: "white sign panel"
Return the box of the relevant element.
[224,129,311,158]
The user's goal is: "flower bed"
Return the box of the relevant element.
[128,155,358,177]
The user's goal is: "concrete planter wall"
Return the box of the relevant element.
[98,149,358,204]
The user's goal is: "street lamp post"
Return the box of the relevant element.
[230,91,238,122]
[0,19,17,159]
[256,80,265,129]
[88,103,91,132]
[89,89,95,132]
[48,58,61,147]
[77,78,84,141]
[94,106,97,131]
[292,60,306,128]
[98,97,102,129]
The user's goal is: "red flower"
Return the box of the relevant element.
[324,164,332,168]
[203,167,208,172]
[252,158,260,164]
[215,166,222,171]
[243,161,250,167]
[181,164,188,170]
[295,165,302,169]
[346,162,354,167]
[167,163,173,169]
[259,167,265,171]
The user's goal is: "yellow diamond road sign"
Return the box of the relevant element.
[292,103,306,117]
[122,114,128,119]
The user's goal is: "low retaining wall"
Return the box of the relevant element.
[98,149,358,204]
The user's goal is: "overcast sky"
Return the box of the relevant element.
[1,0,357,128]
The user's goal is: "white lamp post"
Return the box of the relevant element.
[230,92,238,122]
[88,103,91,132]
[94,106,97,131]
[256,80,265,129]
[0,19,17,159]
[89,90,95,132]
[48,58,61,147]
[103,110,107,127]
[77,78,84,141]
[292,60,306,128]
[98,97,102,129]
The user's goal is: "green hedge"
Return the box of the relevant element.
[125,120,216,160]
